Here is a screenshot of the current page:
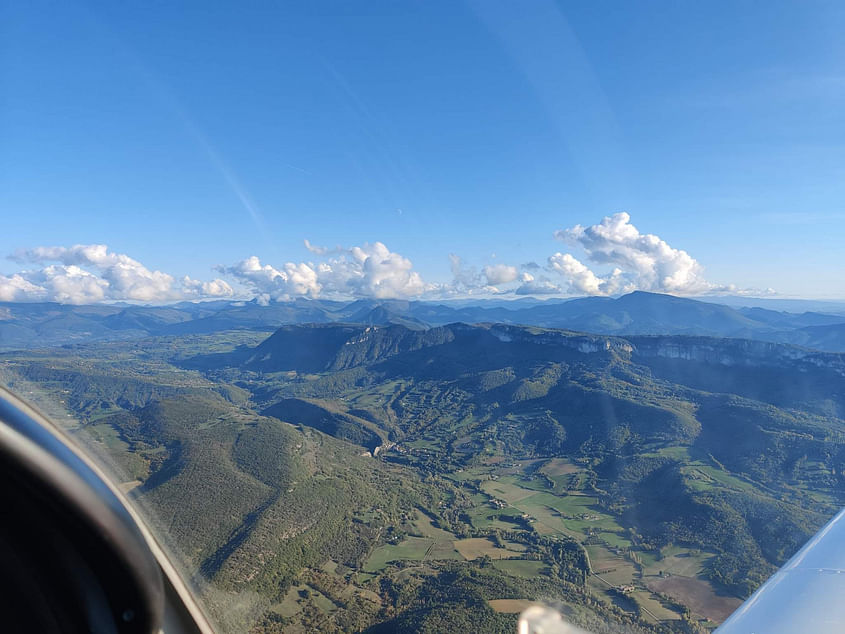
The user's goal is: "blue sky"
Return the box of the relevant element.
[2,1,845,302]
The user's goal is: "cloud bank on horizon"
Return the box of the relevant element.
[0,213,759,304]
[0,244,234,304]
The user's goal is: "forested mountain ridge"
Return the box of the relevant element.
[178,322,845,604]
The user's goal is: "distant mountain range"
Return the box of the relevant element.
[3,291,845,352]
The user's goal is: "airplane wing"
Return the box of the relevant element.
[715,506,845,633]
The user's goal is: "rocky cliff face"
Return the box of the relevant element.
[485,323,634,355]
[629,336,845,375]
[246,323,845,380]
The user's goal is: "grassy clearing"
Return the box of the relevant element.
[275,582,339,615]
[525,492,598,514]
[565,514,625,534]
[86,423,129,450]
[642,548,711,578]
[638,550,660,568]
[428,541,463,560]
[540,458,579,476]
[481,479,541,504]
[587,576,636,614]
[453,537,523,560]
[651,446,691,460]
[587,544,638,587]
[467,492,492,506]
[353,572,377,585]
[516,502,569,536]
[365,511,463,570]
[545,474,570,490]
[447,469,486,483]
[487,599,536,613]
[475,474,624,543]
[600,532,633,549]
[364,537,432,572]
[630,590,681,622]
[492,559,549,579]
[695,465,755,492]
[410,510,454,541]
[405,437,438,449]
[642,446,755,495]
[466,505,526,531]
[312,591,339,613]
[274,584,309,618]
[519,491,623,537]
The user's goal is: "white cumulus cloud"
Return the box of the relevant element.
[447,255,518,295]
[181,276,235,298]
[548,253,605,295]
[4,244,233,304]
[514,279,561,295]
[483,264,519,285]
[551,212,717,295]
[217,256,322,299]
[0,273,49,302]
[222,241,431,301]
[446,212,743,298]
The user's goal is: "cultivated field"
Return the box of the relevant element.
[647,576,742,622]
